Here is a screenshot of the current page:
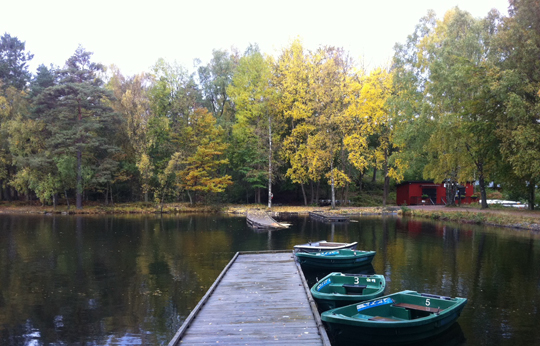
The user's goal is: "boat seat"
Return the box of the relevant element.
[393,302,442,313]
[342,284,367,289]
[369,316,399,321]
[342,284,366,294]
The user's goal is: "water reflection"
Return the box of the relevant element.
[328,322,466,346]
[0,214,539,345]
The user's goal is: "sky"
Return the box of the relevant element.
[2,0,511,77]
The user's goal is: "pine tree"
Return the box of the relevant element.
[34,46,119,209]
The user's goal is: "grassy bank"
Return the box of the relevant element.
[1,201,539,232]
[405,207,540,231]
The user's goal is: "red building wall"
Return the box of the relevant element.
[396,181,475,206]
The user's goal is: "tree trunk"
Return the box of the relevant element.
[372,167,377,182]
[316,181,320,204]
[187,190,193,206]
[479,175,489,209]
[300,183,308,206]
[65,190,70,211]
[53,193,57,210]
[105,183,109,206]
[357,170,364,193]
[110,185,114,206]
[330,161,336,209]
[144,191,148,203]
[76,149,83,209]
[528,180,536,211]
[446,181,458,206]
[383,149,389,207]
[267,114,272,209]
[310,181,315,205]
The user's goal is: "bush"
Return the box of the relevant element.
[400,204,410,214]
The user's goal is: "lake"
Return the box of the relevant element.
[0,213,539,345]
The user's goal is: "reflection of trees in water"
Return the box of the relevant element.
[0,214,539,345]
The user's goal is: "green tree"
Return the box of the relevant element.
[0,33,34,90]
[197,49,238,128]
[107,67,154,201]
[308,46,352,209]
[392,8,503,208]
[228,45,277,206]
[494,0,540,209]
[34,46,119,209]
[422,8,503,208]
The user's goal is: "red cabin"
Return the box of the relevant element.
[396,181,475,206]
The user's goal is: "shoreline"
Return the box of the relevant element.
[0,202,539,231]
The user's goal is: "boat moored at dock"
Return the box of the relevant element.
[311,272,386,311]
[294,240,358,253]
[295,249,376,269]
[321,290,467,345]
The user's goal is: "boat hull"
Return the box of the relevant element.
[311,273,386,311]
[321,290,467,345]
[294,240,357,253]
[295,249,376,269]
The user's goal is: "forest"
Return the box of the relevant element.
[0,1,539,210]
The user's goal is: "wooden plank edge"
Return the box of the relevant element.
[294,254,332,346]
[168,252,240,346]
[238,250,292,254]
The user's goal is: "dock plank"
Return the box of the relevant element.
[169,252,329,346]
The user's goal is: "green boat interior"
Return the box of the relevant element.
[315,273,384,296]
[333,292,460,321]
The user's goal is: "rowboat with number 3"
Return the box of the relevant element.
[321,290,467,344]
[294,249,376,269]
[311,272,386,311]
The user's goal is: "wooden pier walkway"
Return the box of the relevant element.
[246,209,289,230]
[309,211,350,223]
[168,251,330,346]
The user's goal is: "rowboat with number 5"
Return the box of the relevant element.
[294,249,376,269]
[321,290,467,345]
[311,272,386,311]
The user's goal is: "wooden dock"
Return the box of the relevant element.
[309,211,350,223]
[168,251,330,346]
[246,209,289,230]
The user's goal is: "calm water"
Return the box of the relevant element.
[0,213,539,345]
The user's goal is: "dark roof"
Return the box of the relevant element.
[395,180,435,187]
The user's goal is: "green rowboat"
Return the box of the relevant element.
[321,290,467,345]
[311,272,386,311]
[295,249,376,269]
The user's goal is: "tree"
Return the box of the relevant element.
[391,11,439,183]
[392,8,503,208]
[34,46,119,209]
[494,0,540,209]
[0,33,34,90]
[228,45,277,206]
[308,46,352,209]
[107,67,154,201]
[197,49,238,128]
[273,39,314,205]
[168,108,232,204]
[421,9,503,208]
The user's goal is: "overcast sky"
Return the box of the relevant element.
[2,0,510,76]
